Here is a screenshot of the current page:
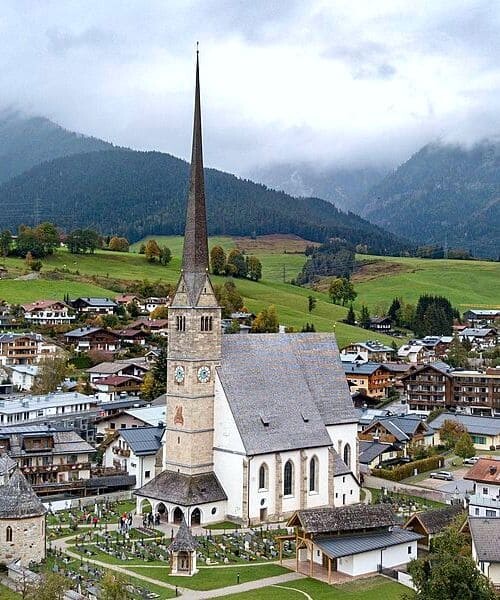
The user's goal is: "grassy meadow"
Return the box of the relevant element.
[0,234,497,348]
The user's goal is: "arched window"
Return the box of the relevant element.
[283,460,294,496]
[309,456,319,492]
[6,526,12,542]
[259,463,268,490]
[343,443,351,469]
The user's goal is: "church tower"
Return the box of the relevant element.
[164,51,221,476]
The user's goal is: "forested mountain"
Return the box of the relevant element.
[250,162,388,212]
[0,148,407,254]
[0,112,114,184]
[360,141,500,258]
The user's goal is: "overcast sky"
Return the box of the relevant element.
[2,0,500,174]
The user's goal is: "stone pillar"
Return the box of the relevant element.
[328,448,335,506]
[242,459,249,526]
[300,450,307,509]
[275,453,282,519]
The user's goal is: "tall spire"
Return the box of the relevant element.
[182,46,209,274]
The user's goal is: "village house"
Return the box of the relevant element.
[21,300,75,326]
[7,365,39,391]
[140,297,170,314]
[341,340,395,363]
[86,359,149,384]
[115,294,141,307]
[93,375,143,402]
[342,362,392,399]
[0,333,61,366]
[113,328,148,346]
[451,369,500,417]
[463,309,500,327]
[419,335,454,357]
[404,504,464,549]
[64,326,121,353]
[402,361,453,413]
[71,297,118,316]
[431,413,500,451]
[359,414,435,457]
[96,404,165,439]
[397,340,434,363]
[368,316,392,332]
[358,440,400,472]
[468,517,500,589]
[102,425,164,489]
[458,327,498,349]
[464,458,500,518]
[287,504,421,580]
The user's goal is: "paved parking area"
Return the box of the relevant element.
[417,467,474,494]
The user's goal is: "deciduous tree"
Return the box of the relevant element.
[210,245,226,275]
[251,305,279,333]
[145,239,161,262]
[246,255,262,281]
[455,432,475,459]
[440,419,466,449]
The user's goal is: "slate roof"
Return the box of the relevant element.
[405,505,463,534]
[169,517,198,552]
[0,468,46,518]
[359,441,396,464]
[125,406,166,426]
[343,362,382,376]
[65,327,103,338]
[119,426,164,456]
[332,451,352,476]
[84,475,136,489]
[217,333,357,455]
[469,517,500,562]
[431,413,500,436]
[290,504,396,534]
[460,328,496,337]
[0,454,16,475]
[72,297,117,307]
[315,527,422,558]
[0,426,94,456]
[135,470,227,506]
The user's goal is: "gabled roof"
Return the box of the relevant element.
[169,517,198,552]
[65,327,104,338]
[118,426,164,455]
[95,375,142,386]
[217,333,357,455]
[72,297,117,307]
[404,505,463,535]
[469,517,500,562]
[460,328,496,337]
[288,504,396,534]
[359,441,396,464]
[125,406,166,426]
[431,413,500,436]
[315,527,422,559]
[0,468,46,518]
[135,470,227,506]
[22,300,68,311]
[463,457,500,484]
[343,362,382,376]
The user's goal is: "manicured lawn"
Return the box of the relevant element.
[0,583,21,599]
[222,576,412,599]
[70,544,167,566]
[204,520,241,530]
[127,564,289,590]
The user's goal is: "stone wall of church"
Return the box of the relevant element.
[0,516,45,566]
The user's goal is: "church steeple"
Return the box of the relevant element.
[182,48,209,276]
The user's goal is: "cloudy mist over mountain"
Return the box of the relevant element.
[1,1,500,176]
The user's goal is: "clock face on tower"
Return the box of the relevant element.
[174,365,185,384]
[197,365,211,383]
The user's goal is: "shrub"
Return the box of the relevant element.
[375,455,444,482]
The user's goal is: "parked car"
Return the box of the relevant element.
[463,457,480,465]
[430,470,454,481]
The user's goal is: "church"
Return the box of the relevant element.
[135,54,360,526]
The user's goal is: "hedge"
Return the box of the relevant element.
[375,455,445,482]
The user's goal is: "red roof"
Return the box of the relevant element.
[22,300,68,311]
[464,458,500,484]
[95,375,142,386]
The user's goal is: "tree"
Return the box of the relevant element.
[246,255,262,281]
[301,322,316,332]
[126,300,140,318]
[398,301,416,329]
[159,246,172,265]
[340,278,357,305]
[0,229,12,257]
[455,432,475,459]
[359,304,371,329]
[345,303,356,325]
[251,305,279,333]
[226,248,247,278]
[36,222,59,255]
[32,356,69,395]
[210,245,226,275]
[109,236,129,252]
[308,295,317,313]
[100,571,133,600]
[150,305,169,319]
[440,419,466,449]
[388,297,401,321]
[415,295,454,337]
[66,228,100,254]
[145,239,161,262]
[328,278,344,304]
[150,346,168,398]
[408,520,496,600]
[447,335,469,368]
[214,280,244,318]
[26,571,69,600]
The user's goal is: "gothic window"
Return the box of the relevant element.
[343,443,351,469]
[6,526,12,542]
[200,316,213,332]
[309,456,319,492]
[259,463,268,490]
[176,315,186,332]
[283,460,294,496]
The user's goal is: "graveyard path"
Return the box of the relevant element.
[272,583,313,600]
